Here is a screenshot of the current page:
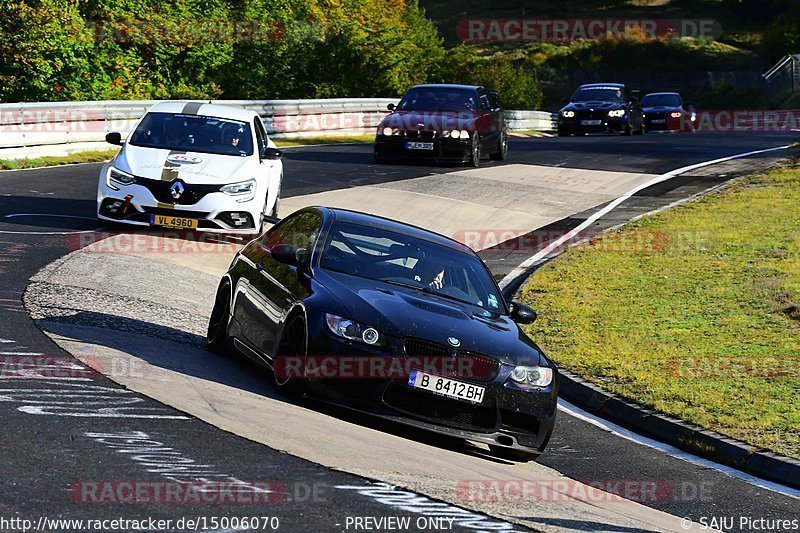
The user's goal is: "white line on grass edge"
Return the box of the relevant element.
[498,144,798,499]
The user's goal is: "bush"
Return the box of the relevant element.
[438,45,543,109]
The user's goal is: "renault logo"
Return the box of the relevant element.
[170,181,185,200]
[447,337,461,347]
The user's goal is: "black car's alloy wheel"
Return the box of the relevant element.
[469,132,481,167]
[273,315,307,399]
[490,131,508,161]
[207,281,231,355]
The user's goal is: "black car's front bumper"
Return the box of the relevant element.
[303,324,558,454]
[558,115,628,135]
[374,135,473,163]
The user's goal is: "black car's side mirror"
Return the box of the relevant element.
[561,97,571,104]
[508,301,537,324]
[263,147,283,160]
[387,103,396,111]
[105,132,123,146]
[270,244,307,266]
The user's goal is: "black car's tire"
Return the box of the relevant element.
[634,119,645,135]
[623,123,633,136]
[468,132,481,167]
[489,131,508,161]
[489,445,540,462]
[207,281,232,355]
[273,315,307,399]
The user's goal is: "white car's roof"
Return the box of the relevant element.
[146,101,257,123]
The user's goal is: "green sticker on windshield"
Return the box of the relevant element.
[487,294,499,309]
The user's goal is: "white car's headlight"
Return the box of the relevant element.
[325,314,383,345]
[509,365,553,387]
[107,167,136,190]
[561,110,575,118]
[221,179,256,195]
[608,109,625,118]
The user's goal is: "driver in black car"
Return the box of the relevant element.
[416,262,446,290]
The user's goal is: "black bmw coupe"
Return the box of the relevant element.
[207,207,558,460]
[558,83,645,136]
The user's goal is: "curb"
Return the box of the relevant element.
[558,369,800,490]
[502,162,800,491]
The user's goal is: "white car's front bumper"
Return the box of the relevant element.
[97,172,267,234]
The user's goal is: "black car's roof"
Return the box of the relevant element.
[409,84,483,92]
[320,207,471,252]
[578,83,625,88]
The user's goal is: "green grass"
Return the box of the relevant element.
[0,150,120,170]
[274,134,374,147]
[520,164,800,459]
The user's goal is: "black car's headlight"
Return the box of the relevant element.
[380,127,401,136]
[561,110,575,118]
[607,109,625,118]
[107,167,136,190]
[509,366,553,387]
[670,112,682,118]
[325,314,384,346]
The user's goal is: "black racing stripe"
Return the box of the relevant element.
[181,102,203,115]
[160,149,186,182]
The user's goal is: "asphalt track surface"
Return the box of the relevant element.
[1,131,799,532]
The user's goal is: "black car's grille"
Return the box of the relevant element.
[455,352,500,382]
[383,384,497,430]
[576,109,606,120]
[647,111,668,120]
[404,340,500,382]
[403,130,436,140]
[405,339,449,358]
[137,176,222,205]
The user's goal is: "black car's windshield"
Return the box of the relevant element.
[641,94,682,107]
[397,88,478,111]
[571,86,625,102]
[320,222,505,312]
[129,112,255,156]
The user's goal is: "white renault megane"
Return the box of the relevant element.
[97,101,283,234]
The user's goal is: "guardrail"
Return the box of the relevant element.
[0,99,556,159]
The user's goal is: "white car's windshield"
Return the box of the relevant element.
[129,112,255,157]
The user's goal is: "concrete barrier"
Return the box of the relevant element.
[0,99,556,159]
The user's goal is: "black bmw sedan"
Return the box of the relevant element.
[558,83,645,136]
[373,84,507,167]
[207,207,558,461]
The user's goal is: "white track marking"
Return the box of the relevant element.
[3,213,97,221]
[558,399,800,500]
[499,144,793,288]
[0,351,44,356]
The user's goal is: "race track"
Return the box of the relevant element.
[3,131,799,532]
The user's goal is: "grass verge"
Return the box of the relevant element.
[520,164,800,459]
[274,134,374,147]
[0,150,120,170]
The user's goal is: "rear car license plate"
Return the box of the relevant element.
[150,214,198,229]
[651,119,666,124]
[408,370,485,404]
[580,119,602,126]
[405,141,434,151]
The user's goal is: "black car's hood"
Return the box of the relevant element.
[318,270,543,366]
[562,101,625,111]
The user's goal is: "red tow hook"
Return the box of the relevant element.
[122,195,133,215]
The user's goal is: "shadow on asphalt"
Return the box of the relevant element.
[39,310,519,467]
